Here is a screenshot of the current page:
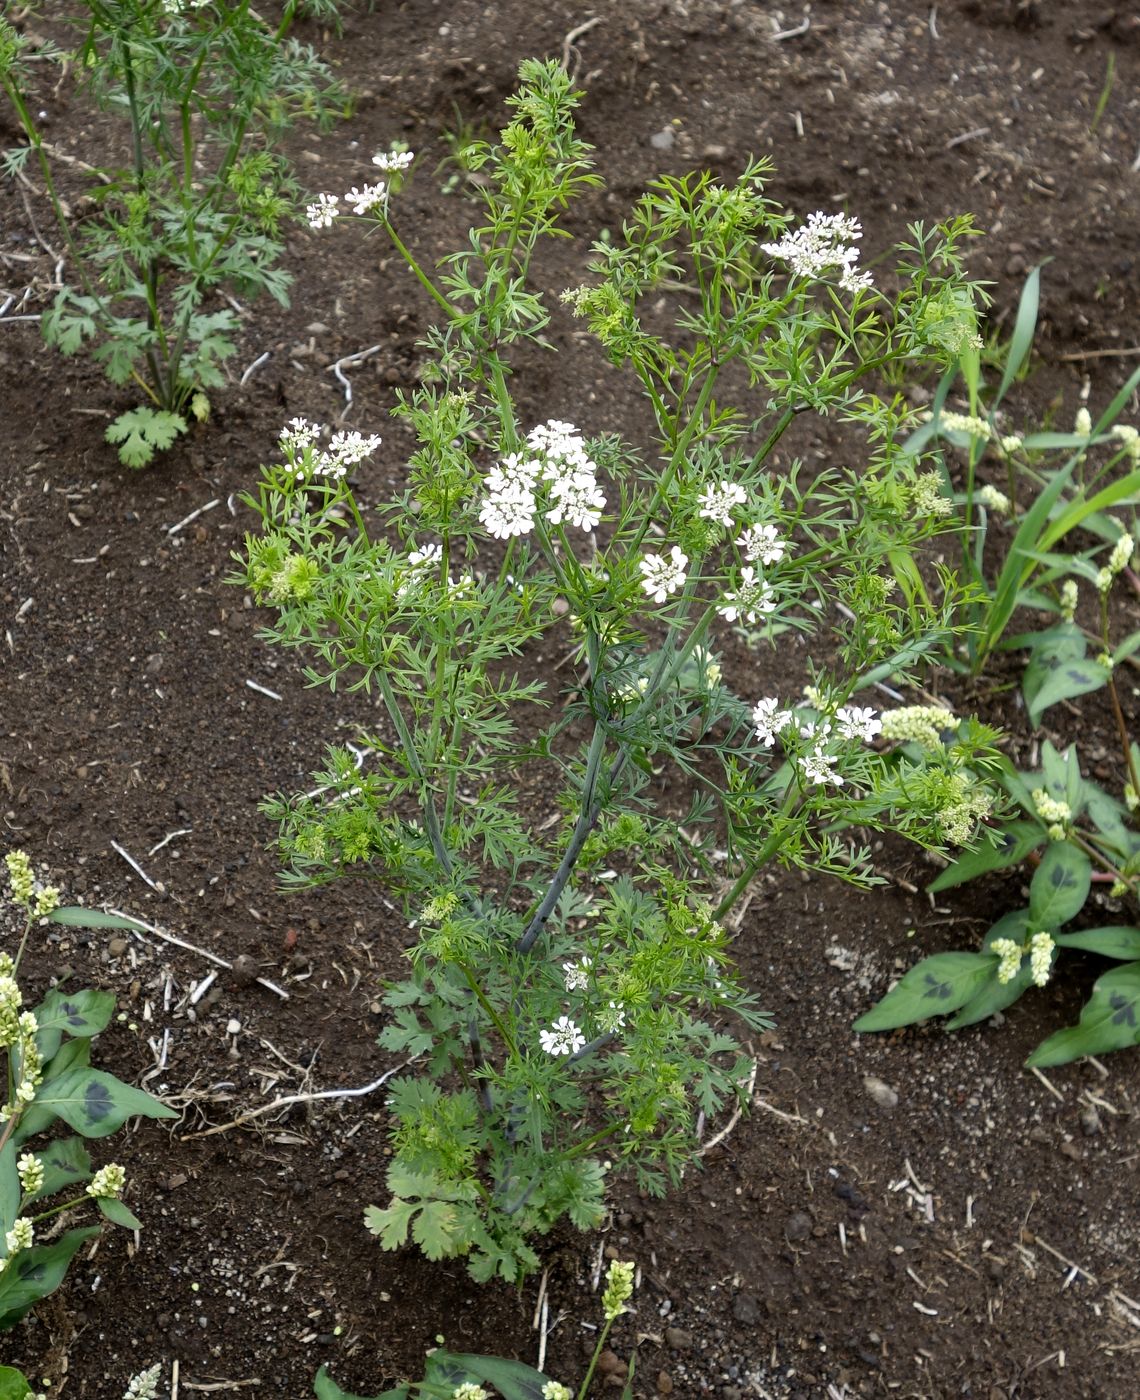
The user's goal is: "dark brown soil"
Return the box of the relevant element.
[2,2,1140,1398]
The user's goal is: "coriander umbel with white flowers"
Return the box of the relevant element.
[0,0,343,465]
[0,852,175,1344]
[243,60,1002,1282]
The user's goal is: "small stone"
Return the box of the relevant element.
[722,1389,742,1400]
[1079,1106,1101,1136]
[306,321,330,335]
[226,1018,242,1036]
[863,1075,899,1110]
[649,127,675,151]
[108,937,128,958]
[784,1211,812,1243]
[230,954,258,986]
[1059,1139,1082,1161]
[731,1292,759,1324]
[657,1371,673,1394]
[597,1349,626,1376]
[664,1326,693,1350]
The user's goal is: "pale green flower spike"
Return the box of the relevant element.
[992,938,1023,985]
[1059,579,1078,622]
[975,483,1011,517]
[16,1152,44,1196]
[542,1384,573,1400]
[1031,789,1071,827]
[601,1258,636,1320]
[1029,932,1054,988]
[4,849,34,906]
[451,1386,489,1400]
[879,705,959,752]
[87,1162,127,1199]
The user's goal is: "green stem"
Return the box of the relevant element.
[577,1315,620,1400]
[713,782,804,922]
[374,668,454,878]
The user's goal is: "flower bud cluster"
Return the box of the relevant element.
[1059,579,1078,622]
[1029,931,1054,987]
[991,937,1023,985]
[1113,424,1140,462]
[0,1216,34,1273]
[878,705,959,751]
[910,471,952,519]
[601,1258,636,1320]
[17,1152,43,1196]
[975,483,1011,517]
[936,410,991,441]
[1031,789,1071,831]
[87,1162,127,1199]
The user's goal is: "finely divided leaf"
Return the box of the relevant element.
[928,820,1045,892]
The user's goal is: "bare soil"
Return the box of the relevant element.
[2,3,1139,1398]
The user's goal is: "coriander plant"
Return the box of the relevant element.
[0,851,175,1365]
[243,59,1002,1281]
[0,0,343,465]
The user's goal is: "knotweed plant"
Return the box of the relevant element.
[0,0,343,464]
[0,852,175,1347]
[242,59,1001,1281]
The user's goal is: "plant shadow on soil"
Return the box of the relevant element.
[1,2,1139,1397]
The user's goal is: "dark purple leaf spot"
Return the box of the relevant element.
[83,1080,114,1122]
[922,973,953,1001]
[1109,993,1137,1028]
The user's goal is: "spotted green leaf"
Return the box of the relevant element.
[1028,843,1090,929]
[27,1069,176,1138]
[1028,963,1140,1067]
[854,953,996,1032]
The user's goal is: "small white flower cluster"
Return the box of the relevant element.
[737,522,786,566]
[0,975,40,1123]
[542,1383,574,1400]
[698,481,747,528]
[751,698,881,787]
[878,704,959,752]
[539,1015,586,1057]
[1059,578,1078,622]
[718,565,774,623]
[761,211,872,294]
[480,420,605,540]
[998,434,1024,456]
[975,483,1011,517]
[1074,407,1093,439]
[451,1386,489,1400]
[5,848,59,918]
[277,418,382,481]
[306,152,414,230]
[563,956,592,991]
[639,546,688,604]
[160,0,212,14]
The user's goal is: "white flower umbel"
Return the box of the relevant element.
[279,417,320,455]
[372,149,415,173]
[346,182,388,216]
[639,547,688,604]
[598,1000,626,1032]
[836,705,882,743]
[751,697,793,748]
[563,956,592,992]
[546,472,606,531]
[761,210,872,293]
[717,566,775,623]
[799,747,843,787]
[479,488,536,539]
[305,192,339,229]
[697,481,747,528]
[539,1015,586,1057]
[736,522,786,566]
